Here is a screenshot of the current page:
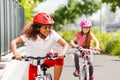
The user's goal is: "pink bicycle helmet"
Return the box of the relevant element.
[33,12,54,24]
[80,19,92,28]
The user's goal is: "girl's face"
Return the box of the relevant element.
[82,27,90,34]
[39,25,52,38]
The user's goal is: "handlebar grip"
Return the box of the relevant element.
[12,56,24,59]
[12,56,15,59]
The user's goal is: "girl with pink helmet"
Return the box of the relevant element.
[71,19,100,80]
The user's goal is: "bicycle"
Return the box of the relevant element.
[12,54,57,80]
[74,47,100,80]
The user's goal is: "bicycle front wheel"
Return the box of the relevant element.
[35,76,45,80]
[45,73,52,80]
[80,66,87,80]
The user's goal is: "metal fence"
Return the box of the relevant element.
[0,0,25,61]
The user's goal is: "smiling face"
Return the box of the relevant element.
[82,27,90,34]
[39,24,52,39]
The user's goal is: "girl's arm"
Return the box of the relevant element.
[70,37,78,48]
[91,32,99,49]
[11,37,24,60]
[57,38,69,58]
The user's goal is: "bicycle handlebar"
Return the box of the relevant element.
[76,46,100,54]
[12,54,58,61]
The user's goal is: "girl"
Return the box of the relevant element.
[71,19,99,80]
[11,12,69,80]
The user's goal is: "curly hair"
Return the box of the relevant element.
[21,22,42,40]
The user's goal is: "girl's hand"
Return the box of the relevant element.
[94,47,101,54]
[57,53,65,59]
[14,55,22,60]
[71,45,79,48]
[95,47,100,51]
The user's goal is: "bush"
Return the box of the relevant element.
[103,31,120,55]
[104,40,116,54]
[97,33,112,53]
[111,40,120,55]
[59,30,78,43]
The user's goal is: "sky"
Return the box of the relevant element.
[35,0,68,14]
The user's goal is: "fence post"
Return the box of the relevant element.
[0,0,25,62]
[0,0,1,61]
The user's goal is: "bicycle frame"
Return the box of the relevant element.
[76,47,98,80]
[35,57,52,80]
[35,58,45,80]
[13,54,55,80]
[79,50,89,80]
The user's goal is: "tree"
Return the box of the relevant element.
[18,0,43,22]
[51,0,101,31]
[102,0,120,12]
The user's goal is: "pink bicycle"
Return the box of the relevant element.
[75,47,100,80]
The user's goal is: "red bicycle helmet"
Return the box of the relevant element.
[33,12,54,24]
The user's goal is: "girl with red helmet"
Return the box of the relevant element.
[70,19,100,80]
[11,12,69,80]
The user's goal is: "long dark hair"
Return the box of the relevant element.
[21,22,42,40]
[80,30,91,48]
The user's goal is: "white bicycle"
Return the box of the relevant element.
[13,54,57,80]
[75,47,100,80]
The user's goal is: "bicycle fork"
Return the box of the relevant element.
[35,60,44,80]
[79,64,89,80]
[85,64,89,80]
[37,64,42,76]
[79,59,90,80]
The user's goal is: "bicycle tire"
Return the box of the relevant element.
[45,73,52,80]
[84,69,87,80]
[35,76,45,80]
[84,65,90,80]
[81,66,87,80]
